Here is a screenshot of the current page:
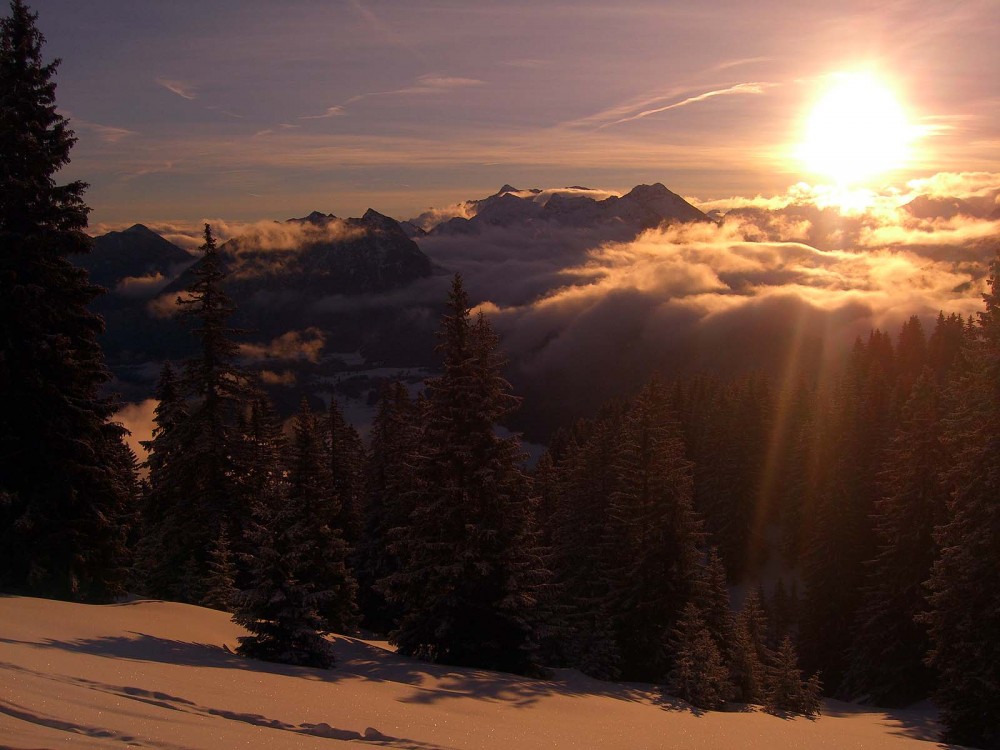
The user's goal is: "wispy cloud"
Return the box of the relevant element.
[301,74,484,119]
[156,77,197,100]
[597,82,776,129]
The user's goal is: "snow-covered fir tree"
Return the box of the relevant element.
[234,399,357,668]
[384,275,540,675]
[667,601,733,711]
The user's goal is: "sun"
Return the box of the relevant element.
[796,72,915,185]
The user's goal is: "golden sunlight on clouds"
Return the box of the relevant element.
[795,72,920,185]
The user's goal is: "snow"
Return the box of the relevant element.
[0,596,955,749]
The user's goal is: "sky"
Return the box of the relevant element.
[25,0,1000,228]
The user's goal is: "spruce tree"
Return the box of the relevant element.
[141,225,251,599]
[385,275,539,674]
[548,414,623,678]
[284,399,357,633]
[360,381,417,632]
[201,529,238,611]
[609,378,701,681]
[765,636,822,717]
[235,399,357,668]
[0,0,136,601]
[923,248,1000,749]
[134,362,188,598]
[844,372,946,705]
[667,602,733,711]
[327,398,366,546]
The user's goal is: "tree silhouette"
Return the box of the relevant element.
[0,0,136,601]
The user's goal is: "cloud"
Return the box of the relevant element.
[302,73,484,119]
[148,290,195,319]
[239,328,326,363]
[156,78,197,100]
[260,369,297,386]
[115,272,171,298]
[597,82,776,129]
[112,399,158,468]
[83,123,137,143]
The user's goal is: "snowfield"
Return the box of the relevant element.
[0,596,958,749]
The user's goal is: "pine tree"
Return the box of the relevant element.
[327,398,366,545]
[765,636,822,717]
[667,602,733,711]
[284,399,357,633]
[359,381,416,633]
[234,399,357,668]
[140,225,252,599]
[844,372,946,706]
[732,588,771,704]
[201,529,238,611]
[608,379,702,682]
[923,248,1000,749]
[548,414,623,679]
[0,0,136,601]
[134,362,188,598]
[385,275,539,674]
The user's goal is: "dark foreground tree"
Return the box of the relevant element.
[0,0,136,601]
[924,247,1000,749]
[384,275,539,674]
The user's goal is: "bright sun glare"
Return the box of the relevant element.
[797,72,915,185]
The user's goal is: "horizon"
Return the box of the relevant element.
[26,0,1000,227]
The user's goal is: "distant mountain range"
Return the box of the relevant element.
[76,182,993,440]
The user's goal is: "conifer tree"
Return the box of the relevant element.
[359,381,416,632]
[286,399,358,633]
[0,0,136,601]
[765,636,822,717]
[732,589,771,703]
[141,225,251,599]
[549,415,623,678]
[235,399,357,667]
[667,602,733,711]
[844,372,946,705]
[134,362,188,597]
[201,529,238,611]
[608,378,701,681]
[327,398,366,545]
[385,275,539,674]
[923,248,1000,749]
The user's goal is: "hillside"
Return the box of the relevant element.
[0,596,956,750]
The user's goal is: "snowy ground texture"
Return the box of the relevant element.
[0,596,965,750]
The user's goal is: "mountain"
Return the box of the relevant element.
[423,183,712,235]
[160,209,433,301]
[79,223,193,291]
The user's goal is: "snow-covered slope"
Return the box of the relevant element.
[0,596,953,749]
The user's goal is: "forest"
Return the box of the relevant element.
[1,1,998,748]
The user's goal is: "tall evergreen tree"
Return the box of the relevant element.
[844,372,947,705]
[0,0,136,601]
[234,399,357,667]
[284,399,357,633]
[327,398,366,546]
[141,225,252,599]
[924,248,1000,749]
[385,275,539,674]
[608,378,701,681]
[667,602,732,711]
[765,636,822,717]
[359,381,417,632]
